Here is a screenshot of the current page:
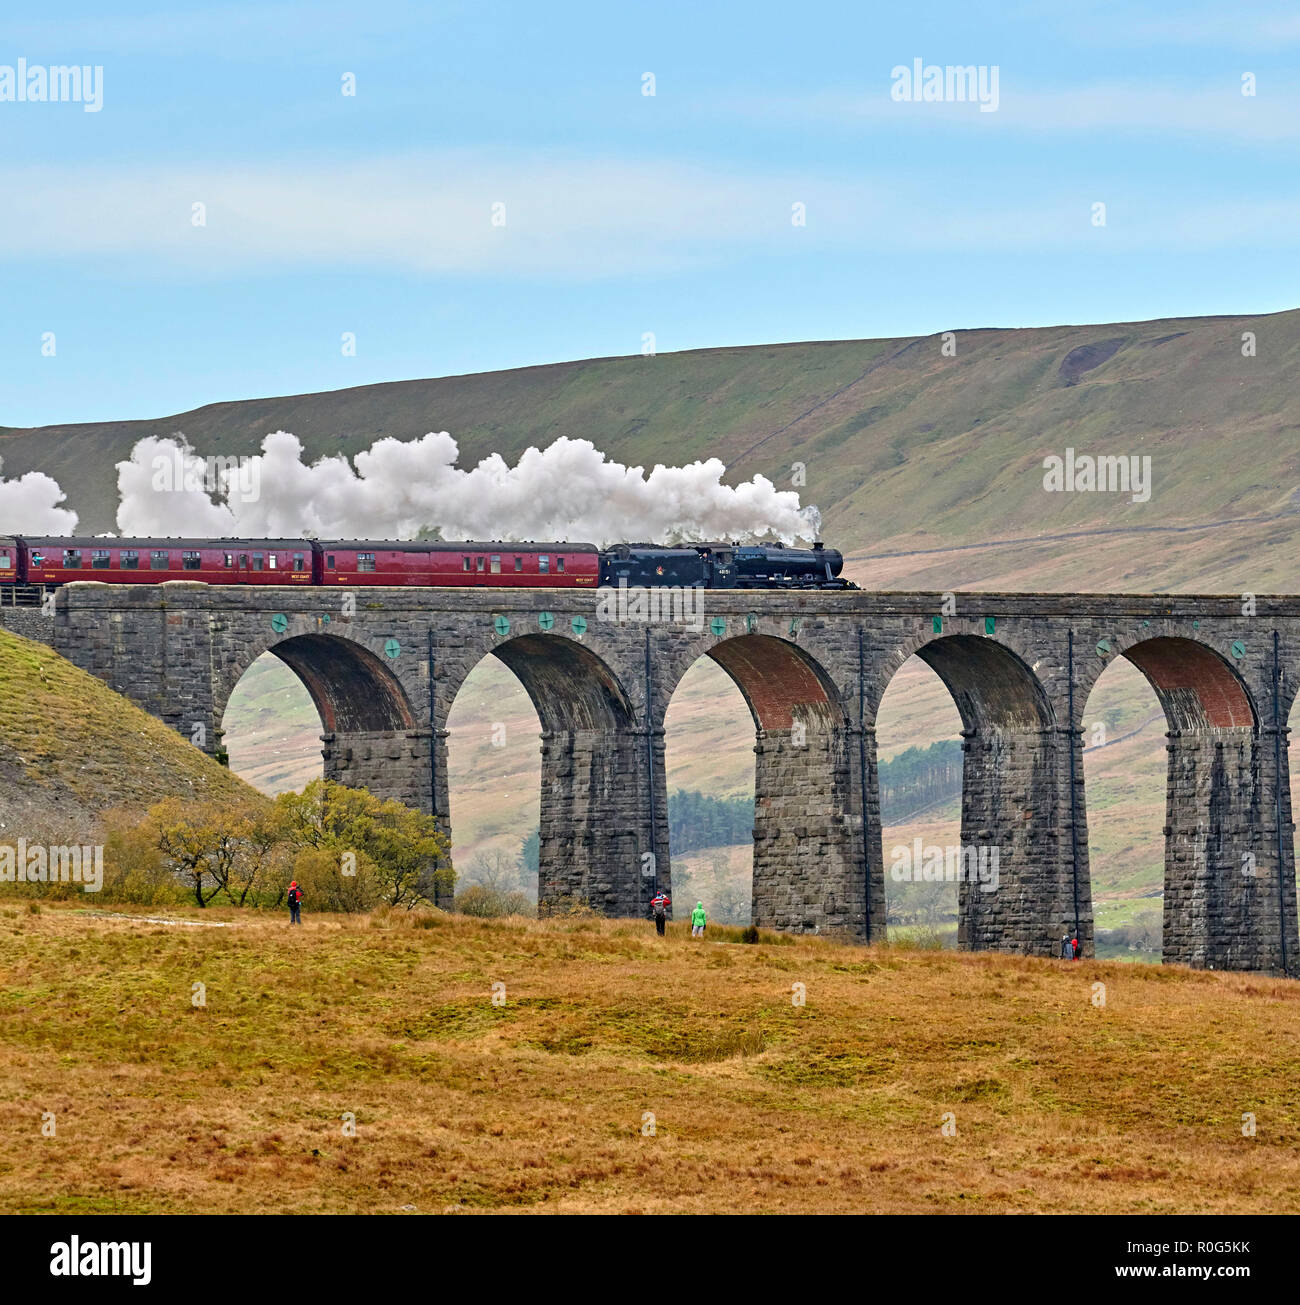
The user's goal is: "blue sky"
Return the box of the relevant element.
[2,0,1299,426]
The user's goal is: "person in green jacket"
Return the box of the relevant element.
[691,901,707,938]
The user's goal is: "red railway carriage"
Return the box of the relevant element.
[316,541,599,587]
[18,538,316,586]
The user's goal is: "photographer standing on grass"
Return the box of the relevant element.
[287,880,303,926]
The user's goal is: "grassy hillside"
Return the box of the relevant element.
[0,626,265,838]
[3,903,1300,1214]
[3,309,1298,588]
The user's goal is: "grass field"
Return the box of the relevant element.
[4,902,1300,1214]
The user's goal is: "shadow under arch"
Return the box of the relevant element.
[707,633,846,732]
[677,633,854,935]
[490,633,634,731]
[1116,635,1257,731]
[1080,635,1268,969]
[877,633,1060,954]
[268,632,417,733]
[912,633,1054,732]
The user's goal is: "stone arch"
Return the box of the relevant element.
[706,633,847,731]
[1079,635,1273,969]
[871,631,1053,731]
[489,633,635,732]
[1108,636,1257,732]
[443,633,640,916]
[267,632,418,733]
[218,631,425,812]
[662,634,856,936]
[874,632,1063,955]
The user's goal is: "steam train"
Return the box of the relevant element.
[0,535,851,599]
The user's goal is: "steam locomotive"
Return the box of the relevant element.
[0,536,852,600]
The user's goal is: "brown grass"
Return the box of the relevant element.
[2,902,1299,1214]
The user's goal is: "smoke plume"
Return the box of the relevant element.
[0,458,79,533]
[115,431,821,544]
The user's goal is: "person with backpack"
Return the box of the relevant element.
[1060,932,1073,960]
[691,901,707,939]
[650,891,671,936]
[1071,933,1081,960]
[287,880,303,926]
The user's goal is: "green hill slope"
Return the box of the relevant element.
[0,626,266,839]
[3,309,1298,591]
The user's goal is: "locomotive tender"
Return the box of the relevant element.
[0,535,851,602]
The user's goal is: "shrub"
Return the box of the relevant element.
[455,884,534,918]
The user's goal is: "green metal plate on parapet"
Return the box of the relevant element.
[493,615,510,637]
[746,613,758,634]
[788,617,800,637]
[571,616,587,636]
[710,617,727,637]
[271,613,288,634]
[384,638,401,659]
[1096,639,1111,657]
[984,616,996,635]
[932,616,943,634]
[1231,640,1246,660]
[538,611,555,631]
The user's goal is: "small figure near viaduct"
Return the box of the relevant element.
[10,583,1298,974]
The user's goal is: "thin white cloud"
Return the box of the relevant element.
[726,80,1300,142]
[0,152,890,278]
[3,150,1300,277]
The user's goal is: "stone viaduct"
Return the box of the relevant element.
[6,582,1299,973]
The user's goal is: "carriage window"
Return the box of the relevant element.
[0,552,10,569]
[293,553,306,572]
[252,553,264,571]
[182,551,201,570]
[514,556,523,572]
[223,553,234,568]
[92,549,111,569]
[30,553,44,567]
[357,553,376,573]
[462,556,471,572]
[326,554,335,569]
[63,549,81,568]
[490,554,501,574]
[476,556,485,572]
[268,553,278,569]
[556,557,565,573]
[151,550,170,570]
[538,554,549,574]
[120,551,138,569]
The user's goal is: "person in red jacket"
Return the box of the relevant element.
[287,880,303,926]
[1071,933,1081,959]
[650,891,671,937]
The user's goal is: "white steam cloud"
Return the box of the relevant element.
[115,431,821,545]
[0,457,79,533]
